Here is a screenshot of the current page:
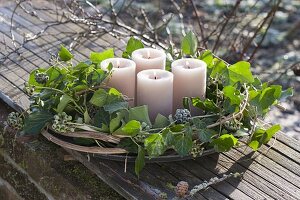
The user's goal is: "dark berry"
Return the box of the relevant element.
[174,109,191,124]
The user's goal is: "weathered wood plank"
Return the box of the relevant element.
[209,154,297,200]
[224,149,300,199]
[235,143,300,187]
[194,156,274,200]
[158,162,233,200]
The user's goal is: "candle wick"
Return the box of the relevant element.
[155,76,157,80]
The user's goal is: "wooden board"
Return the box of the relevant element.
[0,1,300,199]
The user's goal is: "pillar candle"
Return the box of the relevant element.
[171,58,207,115]
[101,58,136,107]
[132,48,166,73]
[137,69,173,121]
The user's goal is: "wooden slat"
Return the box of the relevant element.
[224,149,300,199]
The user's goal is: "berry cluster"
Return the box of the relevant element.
[190,141,204,158]
[6,112,23,130]
[174,109,191,124]
[133,133,146,143]
[24,83,35,96]
[224,120,241,132]
[52,112,75,133]
[35,72,49,84]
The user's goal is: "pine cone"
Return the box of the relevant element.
[175,181,189,198]
[174,109,191,124]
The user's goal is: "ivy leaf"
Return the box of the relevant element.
[198,129,216,143]
[110,112,125,133]
[57,94,73,113]
[228,61,254,85]
[118,138,138,153]
[84,110,91,124]
[128,105,151,126]
[122,37,144,58]
[90,89,108,107]
[144,133,166,158]
[199,50,213,66]
[121,120,141,137]
[104,101,128,114]
[223,86,241,105]
[170,124,184,132]
[181,31,198,55]
[212,134,238,152]
[192,98,219,113]
[280,87,293,101]
[153,114,169,128]
[210,58,227,78]
[135,146,145,177]
[58,45,73,61]
[90,48,114,64]
[173,134,193,156]
[24,111,53,135]
[248,124,281,150]
[192,118,207,129]
[162,129,174,146]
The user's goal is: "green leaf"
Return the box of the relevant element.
[122,37,144,58]
[249,124,281,150]
[89,89,108,107]
[280,87,293,101]
[24,111,53,135]
[170,124,184,132]
[210,58,227,78]
[144,133,166,158]
[104,101,128,114]
[192,118,207,129]
[110,112,125,133]
[182,97,191,110]
[173,134,193,156]
[181,31,198,55]
[198,129,216,143]
[153,114,169,128]
[212,134,238,152]
[135,146,145,177]
[90,48,114,64]
[228,61,254,85]
[117,138,138,153]
[84,110,91,124]
[57,94,73,113]
[128,105,151,126]
[192,98,219,113]
[223,86,241,105]
[121,120,141,136]
[199,50,213,66]
[162,129,174,146]
[58,45,73,61]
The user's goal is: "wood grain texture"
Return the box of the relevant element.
[0,1,300,200]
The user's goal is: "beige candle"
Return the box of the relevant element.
[101,58,136,107]
[132,48,166,73]
[172,58,207,115]
[137,69,173,121]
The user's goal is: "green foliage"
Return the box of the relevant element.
[248,125,281,150]
[90,49,114,64]
[181,31,198,55]
[24,110,53,135]
[135,146,145,178]
[58,45,73,61]
[122,37,144,58]
[17,33,293,177]
[212,134,238,152]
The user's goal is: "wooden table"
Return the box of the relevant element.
[0,1,299,199]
